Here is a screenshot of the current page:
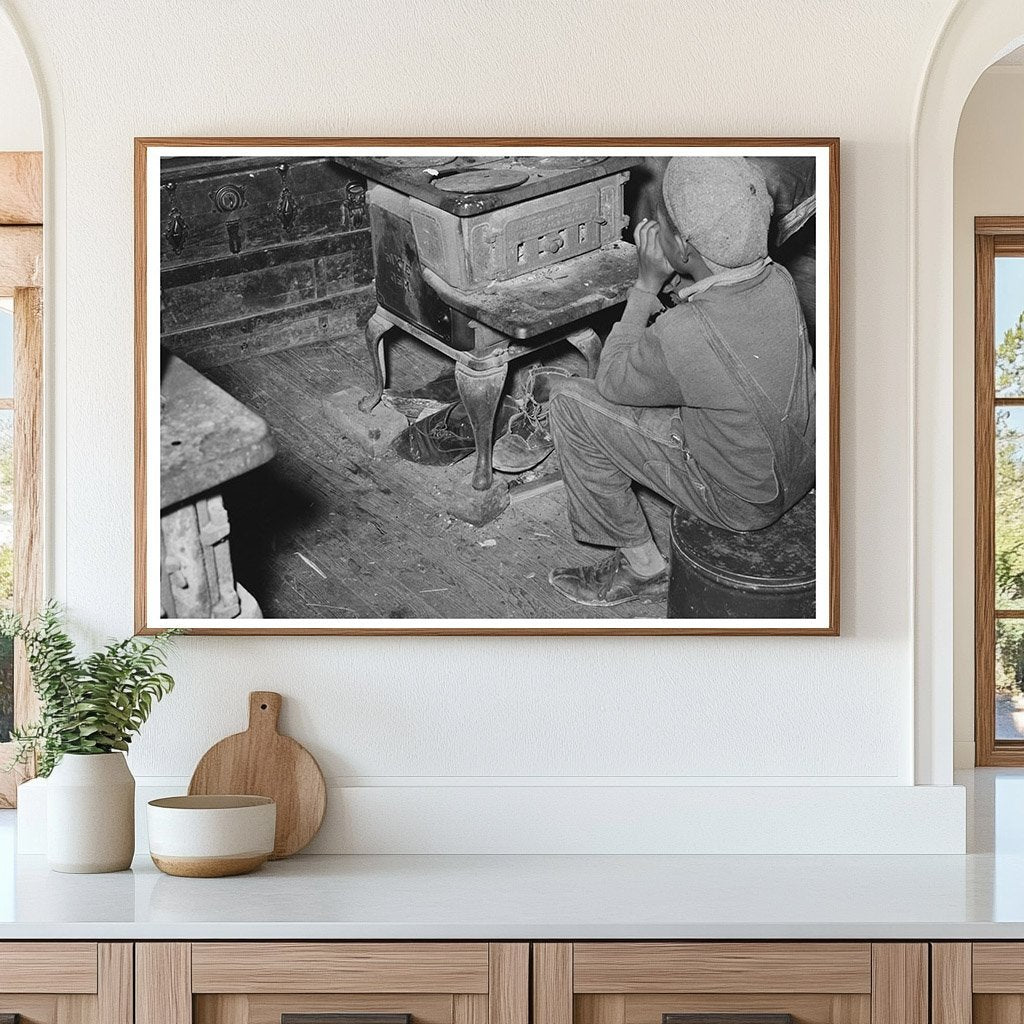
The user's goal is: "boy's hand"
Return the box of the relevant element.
[634,218,674,294]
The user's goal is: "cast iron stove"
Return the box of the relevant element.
[337,154,642,494]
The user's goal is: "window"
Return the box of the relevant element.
[975,220,1024,764]
[0,152,42,806]
[0,289,41,804]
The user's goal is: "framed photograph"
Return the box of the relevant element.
[135,138,839,636]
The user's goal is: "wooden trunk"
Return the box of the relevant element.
[159,157,374,369]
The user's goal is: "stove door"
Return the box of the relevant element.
[367,186,453,346]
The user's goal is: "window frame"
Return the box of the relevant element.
[0,151,43,807]
[975,217,1024,765]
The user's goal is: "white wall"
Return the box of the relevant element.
[952,65,1024,767]
[0,0,976,852]
[0,8,39,152]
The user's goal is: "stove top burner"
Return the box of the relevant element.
[526,156,608,168]
[432,168,531,194]
[375,156,458,168]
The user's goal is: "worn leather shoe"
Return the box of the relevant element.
[391,399,515,467]
[548,550,669,607]
[493,365,575,473]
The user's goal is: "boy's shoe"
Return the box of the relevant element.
[548,550,669,607]
[493,365,574,474]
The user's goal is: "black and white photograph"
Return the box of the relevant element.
[137,141,838,635]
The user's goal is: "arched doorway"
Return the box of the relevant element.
[913,1,1024,785]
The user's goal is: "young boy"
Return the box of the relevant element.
[547,156,816,608]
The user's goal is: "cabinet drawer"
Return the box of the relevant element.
[0,942,99,993]
[936,942,1024,1024]
[533,944,925,1024]
[572,944,871,994]
[139,942,528,1024]
[0,943,130,1024]
[191,943,490,994]
[973,943,1024,992]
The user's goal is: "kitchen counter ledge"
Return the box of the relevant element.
[0,769,1017,940]
[3,850,1024,940]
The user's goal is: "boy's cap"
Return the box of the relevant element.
[662,157,773,269]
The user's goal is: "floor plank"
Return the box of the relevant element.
[204,329,671,621]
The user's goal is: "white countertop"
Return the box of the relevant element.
[1,769,1022,941]
[0,849,1022,940]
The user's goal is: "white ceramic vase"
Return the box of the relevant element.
[46,752,135,873]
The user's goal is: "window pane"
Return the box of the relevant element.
[0,409,12,742]
[996,256,1024,397]
[0,304,12,400]
[996,407,1024,608]
[998,620,1024,740]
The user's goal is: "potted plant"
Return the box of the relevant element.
[2,603,178,873]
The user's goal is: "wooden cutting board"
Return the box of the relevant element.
[188,691,326,859]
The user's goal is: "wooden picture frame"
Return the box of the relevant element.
[135,137,840,636]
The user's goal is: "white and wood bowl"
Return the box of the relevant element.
[147,795,276,877]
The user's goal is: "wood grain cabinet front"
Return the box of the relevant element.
[0,937,941,1024]
[136,944,529,1024]
[532,944,929,1024]
[0,943,132,1024]
[933,943,1024,1024]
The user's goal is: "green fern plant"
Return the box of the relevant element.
[0,602,180,777]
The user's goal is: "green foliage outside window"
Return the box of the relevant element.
[995,312,1024,693]
[0,413,12,741]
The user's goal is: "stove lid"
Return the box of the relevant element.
[431,168,531,194]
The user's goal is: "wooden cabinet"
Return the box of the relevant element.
[0,938,958,1024]
[0,942,132,1024]
[532,944,928,1024]
[932,943,1024,1024]
[926,943,1024,1024]
[136,944,528,1024]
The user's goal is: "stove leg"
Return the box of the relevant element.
[358,311,391,413]
[565,327,602,378]
[455,361,509,491]
[565,325,602,378]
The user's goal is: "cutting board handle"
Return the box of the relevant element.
[248,691,282,734]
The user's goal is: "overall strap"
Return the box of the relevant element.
[690,286,815,516]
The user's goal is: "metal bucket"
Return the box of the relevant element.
[668,489,816,620]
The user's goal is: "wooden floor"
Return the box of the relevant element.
[205,328,672,621]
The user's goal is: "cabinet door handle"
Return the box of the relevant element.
[664,1016,795,1024]
[283,1015,411,1024]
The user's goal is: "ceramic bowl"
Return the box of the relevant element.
[147,795,276,877]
